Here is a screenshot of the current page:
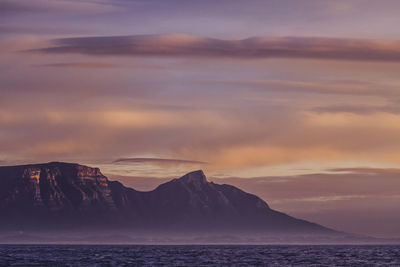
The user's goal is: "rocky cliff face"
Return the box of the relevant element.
[0,162,117,228]
[0,162,335,234]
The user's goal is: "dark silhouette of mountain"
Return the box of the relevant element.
[0,162,336,235]
[0,162,118,229]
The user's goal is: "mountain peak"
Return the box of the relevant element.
[177,170,207,186]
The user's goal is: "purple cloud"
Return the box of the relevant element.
[34,34,400,61]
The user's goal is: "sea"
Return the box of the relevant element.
[0,245,399,266]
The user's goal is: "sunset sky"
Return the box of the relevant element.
[1,0,400,237]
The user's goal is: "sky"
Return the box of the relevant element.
[1,0,400,237]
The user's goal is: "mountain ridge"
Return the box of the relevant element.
[0,162,336,236]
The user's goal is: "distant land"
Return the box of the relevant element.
[0,162,397,244]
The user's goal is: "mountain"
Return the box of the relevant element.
[0,162,118,229]
[0,162,339,237]
[110,170,334,234]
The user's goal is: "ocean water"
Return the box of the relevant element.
[0,245,399,266]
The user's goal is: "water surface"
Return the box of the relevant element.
[0,245,399,266]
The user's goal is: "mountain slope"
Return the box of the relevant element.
[110,170,333,233]
[0,162,334,235]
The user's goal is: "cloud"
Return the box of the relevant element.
[328,167,400,174]
[33,34,400,62]
[39,62,117,69]
[4,32,400,173]
[3,99,400,171]
[36,62,167,69]
[0,25,84,35]
[312,104,400,115]
[113,157,207,165]
[0,0,118,15]
[230,79,400,98]
[276,195,369,203]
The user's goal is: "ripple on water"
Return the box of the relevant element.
[0,245,400,266]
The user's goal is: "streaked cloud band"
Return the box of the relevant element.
[35,34,400,62]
